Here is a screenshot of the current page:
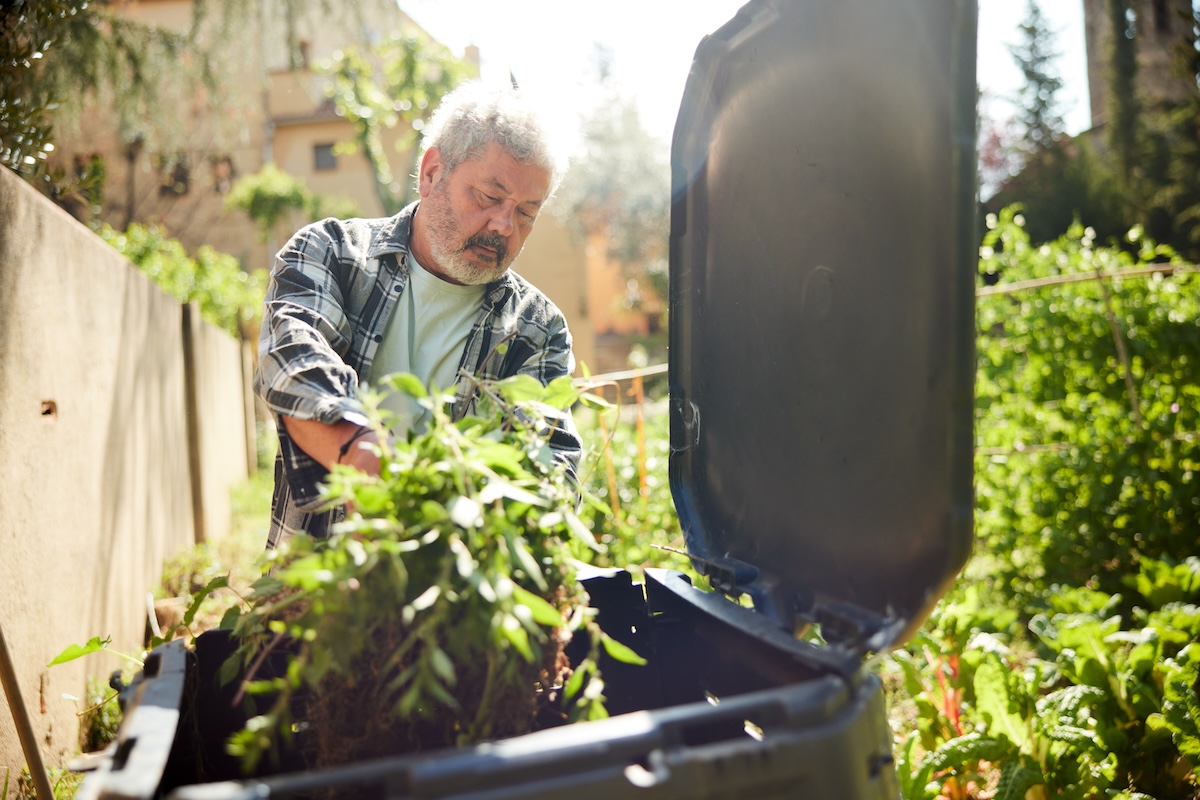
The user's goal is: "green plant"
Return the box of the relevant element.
[975,207,1200,608]
[98,222,265,337]
[225,164,358,243]
[50,573,231,671]
[890,556,1200,800]
[77,677,122,753]
[219,372,643,772]
[13,767,84,800]
[574,398,685,574]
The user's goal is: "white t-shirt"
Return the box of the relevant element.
[367,255,486,435]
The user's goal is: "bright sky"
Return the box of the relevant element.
[400,0,1092,148]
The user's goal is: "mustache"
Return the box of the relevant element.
[462,232,506,265]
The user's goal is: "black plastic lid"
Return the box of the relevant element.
[669,0,978,650]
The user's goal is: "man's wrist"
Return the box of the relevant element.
[336,426,373,464]
[337,427,381,476]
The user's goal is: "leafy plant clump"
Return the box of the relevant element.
[887,556,1200,800]
[98,222,265,337]
[975,207,1200,608]
[221,372,643,772]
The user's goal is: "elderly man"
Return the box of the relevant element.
[255,82,580,549]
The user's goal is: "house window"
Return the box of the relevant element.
[158,154,190,196]
[211,155,235,194]
[314,143,337,171]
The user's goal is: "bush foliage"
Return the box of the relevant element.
[974,207,1200,608]
[99,222,264,337]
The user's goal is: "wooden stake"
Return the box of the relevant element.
[0,624,55,800]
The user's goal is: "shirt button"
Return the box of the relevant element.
[373,334,383,343]
[394,284,402,291]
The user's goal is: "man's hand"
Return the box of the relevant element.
[281,417,381,477]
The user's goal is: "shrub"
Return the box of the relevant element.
[975,207,1200,607]
[98,222,264,337]
[220,373,642,772]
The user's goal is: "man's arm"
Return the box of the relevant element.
[256,219,373,511]
[280,417,380,476]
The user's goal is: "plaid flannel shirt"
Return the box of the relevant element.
[255,203,580,549]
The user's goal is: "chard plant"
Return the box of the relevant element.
[220,372,644,772]
[888,557,1200,800]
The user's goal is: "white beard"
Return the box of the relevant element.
[422,183,514,286]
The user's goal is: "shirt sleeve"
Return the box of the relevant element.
[255,220,367,425]
[255,220,368,512]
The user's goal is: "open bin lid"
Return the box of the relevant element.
[668,0,978,651]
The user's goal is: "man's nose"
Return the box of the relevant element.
[487,201,516,236]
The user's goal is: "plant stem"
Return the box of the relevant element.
[233,630,285,706]
[1094,266,1144,429]
[468,652,499,743]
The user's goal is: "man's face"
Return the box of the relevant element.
[417,142,552,285]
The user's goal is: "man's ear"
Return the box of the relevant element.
[417,147,445,199]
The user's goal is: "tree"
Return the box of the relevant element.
[1008,0,1066,154]
[320,32,470,215]
[1106,0,1141,183]
[975,208,1200,605]
[552,46,671,328]
[224,163,359,244]
[0,0,194,198]
[982,2,1127,249]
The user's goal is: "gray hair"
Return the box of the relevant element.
[420,81,569,196]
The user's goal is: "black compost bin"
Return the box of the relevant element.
[74,1,978,797]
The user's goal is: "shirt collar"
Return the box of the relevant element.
[366,202,417,259]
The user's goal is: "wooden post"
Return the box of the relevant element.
[0,625,54,800]
[241,338,258,476]
[632,374,648,498]
[182,302,206,543]
[597,402,621,517]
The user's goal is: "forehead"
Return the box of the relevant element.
[452,142,551,206]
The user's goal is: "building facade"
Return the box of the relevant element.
[1083,0,1195,129]
[49,0,612,371]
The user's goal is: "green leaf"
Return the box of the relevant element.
[251,575,285,597]
[424,674,460,711]
[540,376,582,410]
[352,484,391,515]
[479,475,547,507]
[564,510,603,552]
[183,575,230,627]
[428,647,456,687]
[218,605,242,631]
[386,372,428,399]
[973,656,1029,750]
[994,761,1044,800]
[920,732,1014,779]
[499,614,534,662]
[563,662,587,702]
[509,536,548,592]
[448,496,483,528]
[511,584,563,627]
[48,636,111,667]
[217,653,242,687]
[601,634,647,666]
[494,374,545,404]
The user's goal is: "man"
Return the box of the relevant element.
[255,82,580,549]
